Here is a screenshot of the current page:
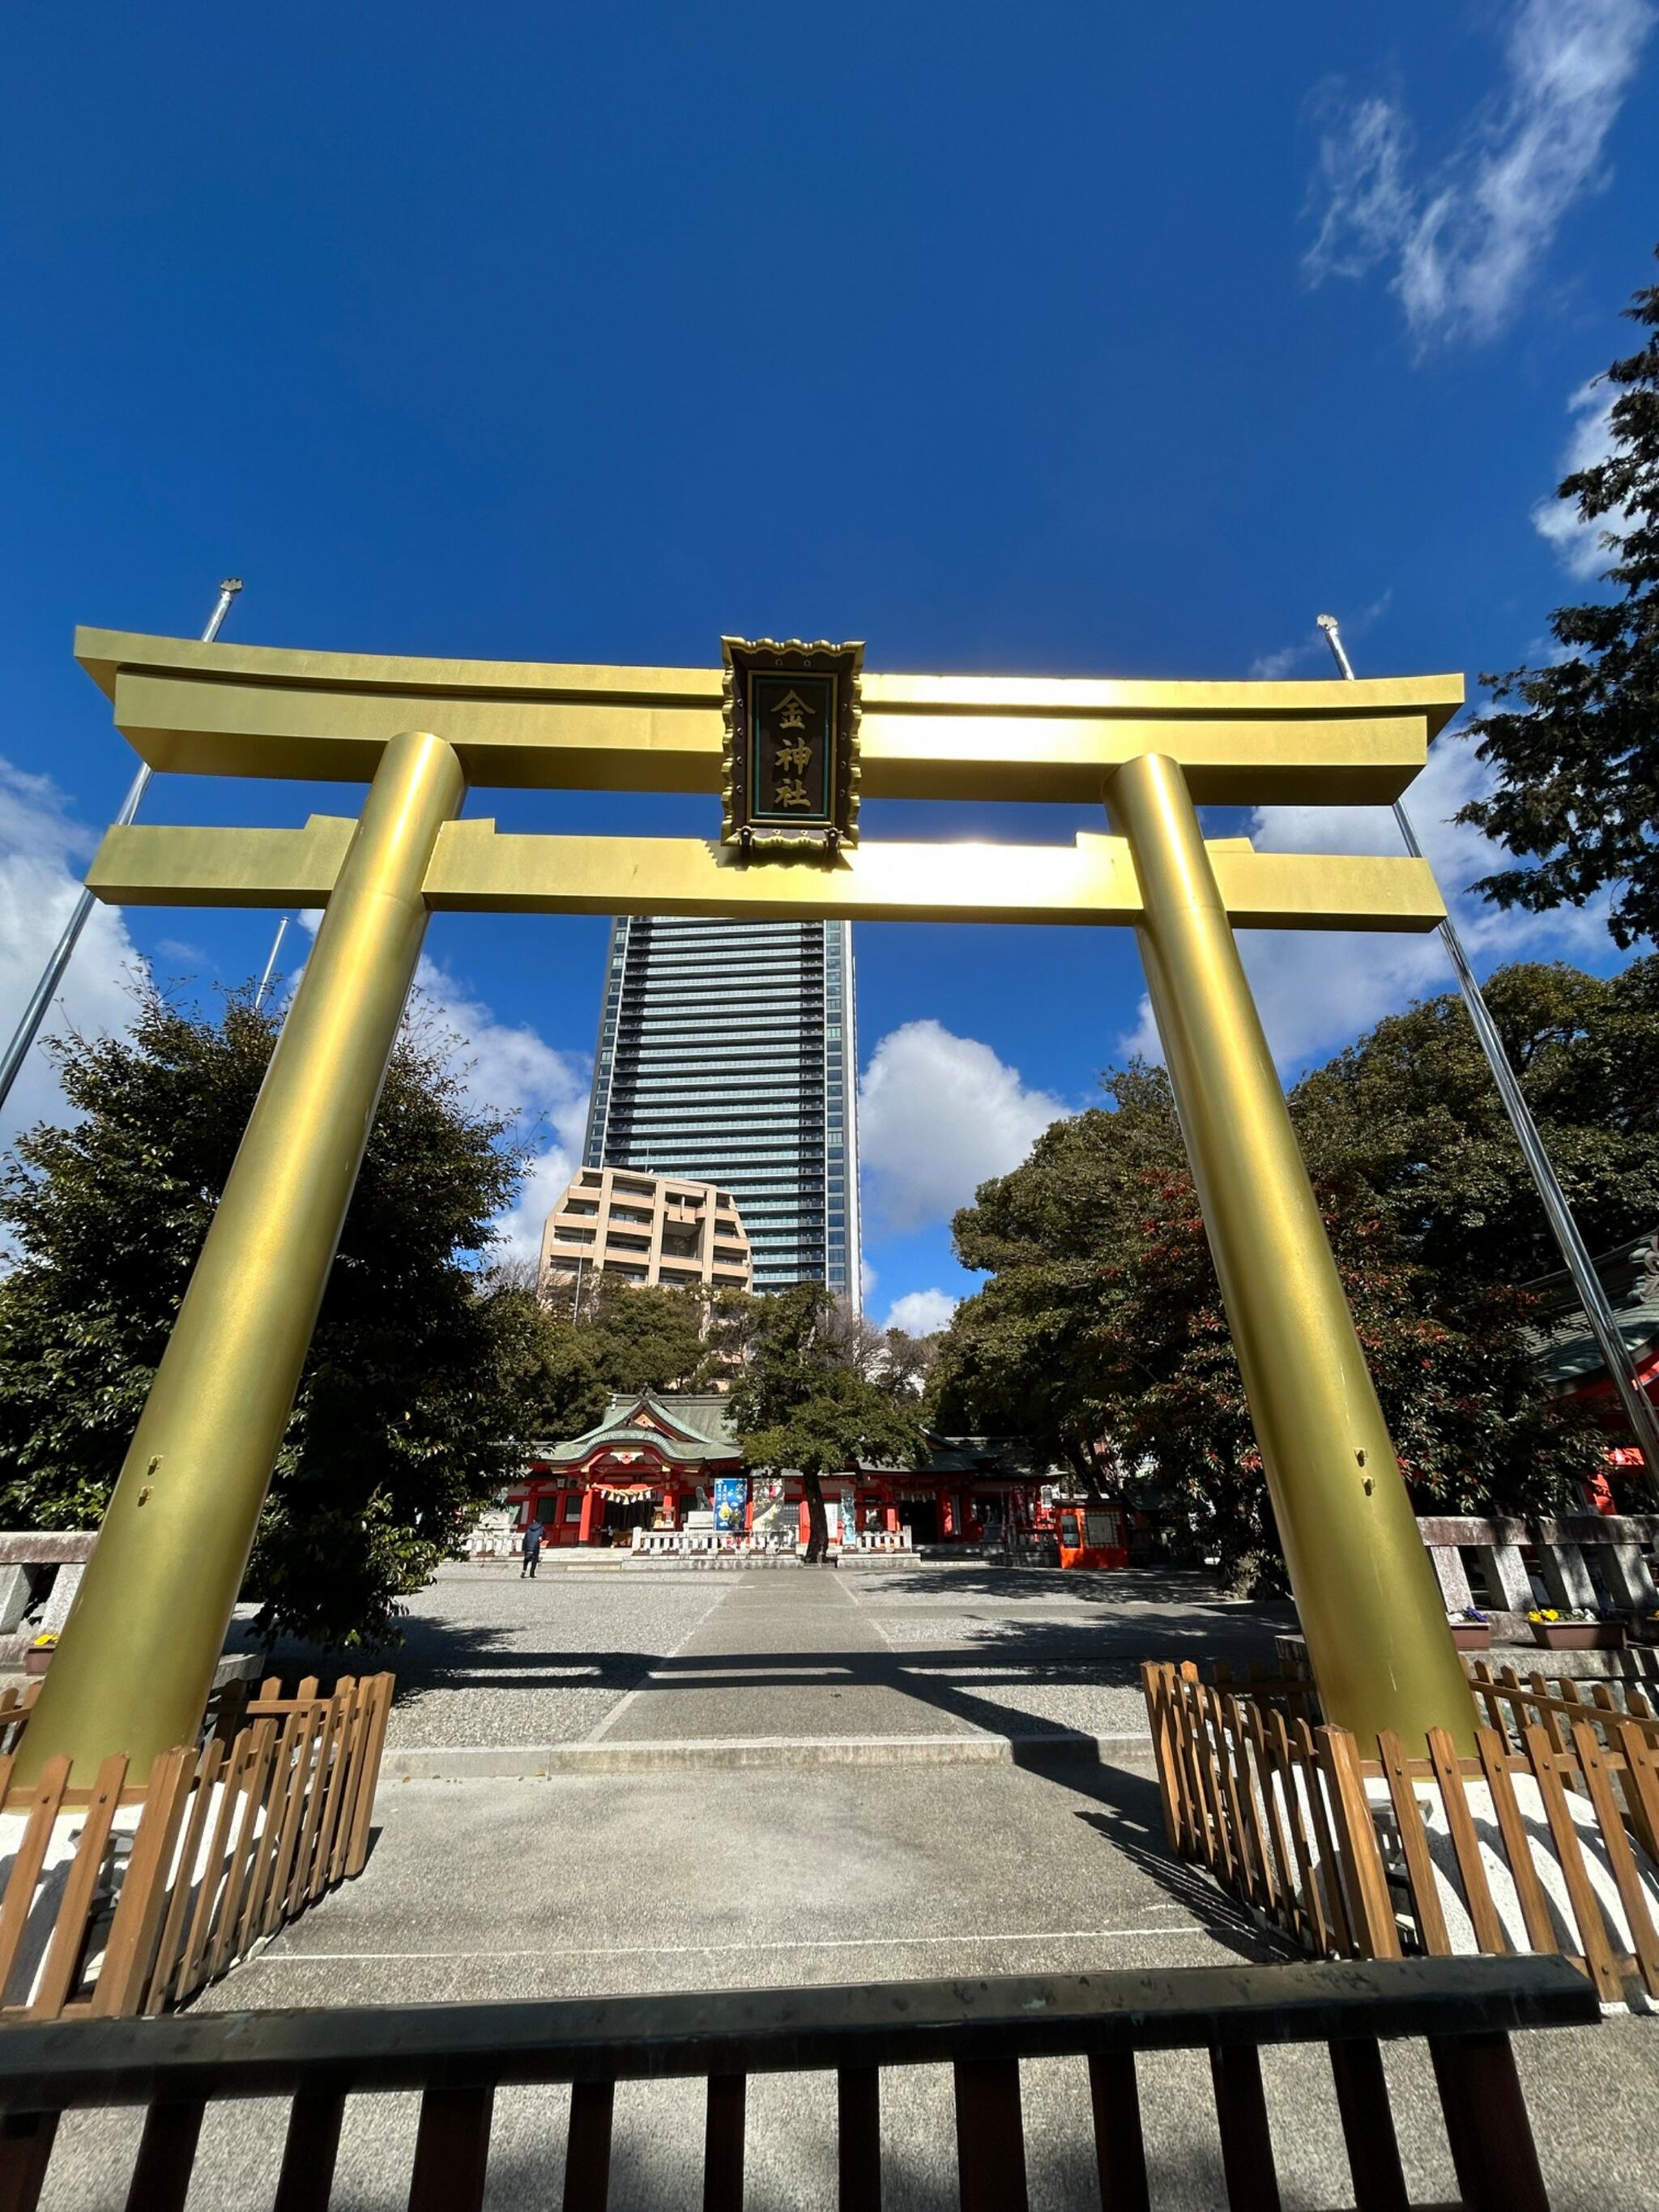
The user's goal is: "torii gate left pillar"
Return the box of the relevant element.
[19,731,463,1781]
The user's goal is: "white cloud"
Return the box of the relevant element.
[1248,643,1317,682]
[860,1257,879,1301]
[1115,994,1164,1065]
[1531,377,1634,577]
[412,957,590,1146]
[298,918,595,1264]
[859,1019,1068,1231]
[490,1143,582,1273]
[885,1288,958,1336]
[408,956,591,1268]
[1117,735,1615,1073]
[1304,0,1654,345]
[0,760,147,1167]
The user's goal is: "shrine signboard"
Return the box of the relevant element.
[720,637,862,853]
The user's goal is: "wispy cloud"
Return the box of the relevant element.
[1532,376,1634,577]
[1248,593,1392,684]
[1303,0,1654,346]
[1304,95,1416,285]
[1247,642,1317,683]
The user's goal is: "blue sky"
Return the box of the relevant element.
[1,1,1654,1328]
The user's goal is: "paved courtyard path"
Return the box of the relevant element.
[42,1562,1639,2210]
[235,1558,1299,1755]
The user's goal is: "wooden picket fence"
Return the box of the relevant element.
[0,1683,41,1755]
[1142,1657,1659,2005]
[0,1674,393,2023]
[1465,1655,1659,1752]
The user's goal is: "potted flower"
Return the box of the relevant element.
[1528,1607,1625,1652]
[23,1632,56,1678]
[1447,1607,1491,1652]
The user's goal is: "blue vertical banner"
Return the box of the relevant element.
[713,1477,747,1534]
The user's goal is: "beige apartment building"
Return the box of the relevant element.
[538,1166,753,1298]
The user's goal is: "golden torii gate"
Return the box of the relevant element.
[19,629,1480,1783]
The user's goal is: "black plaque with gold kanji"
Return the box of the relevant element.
[721,637,862,852]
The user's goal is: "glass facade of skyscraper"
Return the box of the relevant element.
[581,917,860,1306]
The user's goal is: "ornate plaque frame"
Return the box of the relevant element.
[720,637,863,853]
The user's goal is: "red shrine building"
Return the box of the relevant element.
[1526,1234,1659,1507]
[505,1392,1056,1550]
[508,1394,744,1548]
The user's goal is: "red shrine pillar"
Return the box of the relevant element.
[578,1486,601,1545]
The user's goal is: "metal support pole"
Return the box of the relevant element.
[18,731,466,1783]
[1106,752,1475,1746]
[1318,614,1659,1488]
[0,581,243,1119]
[254,915,291,1012]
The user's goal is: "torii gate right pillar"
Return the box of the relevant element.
[1108,752,1475,1749]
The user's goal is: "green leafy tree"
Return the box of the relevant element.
[731,1284,924,1562]
[881,1325,940,1398]
[934,995,1615,1590]
[1457,250,1659,948]
[1290,958,1659,1285]
[702,1283,762,1372]
[567,1272,713,1394]
[0,991,579,1647]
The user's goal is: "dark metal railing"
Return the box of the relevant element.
[0,1954,1597,2211]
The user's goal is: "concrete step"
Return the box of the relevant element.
[379,1729,1157,1781]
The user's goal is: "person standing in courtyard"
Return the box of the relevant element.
[519,1519,543,1579]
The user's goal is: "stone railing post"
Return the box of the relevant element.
[1534,1532,1600,1613]
[1587,1516,1659,1612]
[1471,1520,1537,1616]
[1427,1544,1473,1613]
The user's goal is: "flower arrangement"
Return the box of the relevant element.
[1446,1604,1492,1647]
[1528,1605,1624,1649]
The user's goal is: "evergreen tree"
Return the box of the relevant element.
[731,1283,923,1562]
[0,991,586,1647]
[932,965,1644,1590]
[559,1272,714,1395]
[1458,250,1659,948]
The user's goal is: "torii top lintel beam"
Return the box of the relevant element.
[75,629,1464,808]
